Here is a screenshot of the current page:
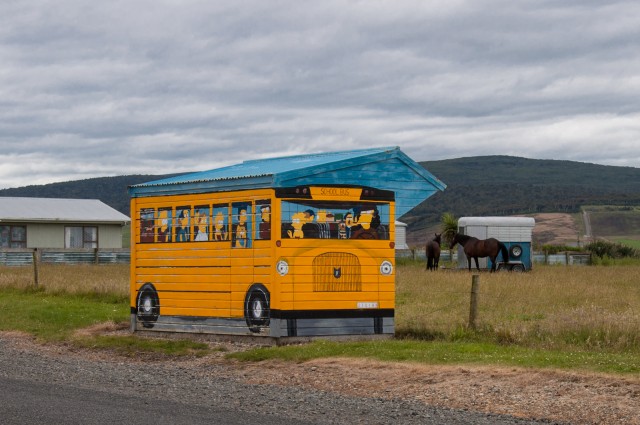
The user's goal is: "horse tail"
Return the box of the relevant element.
[498,242,509,263]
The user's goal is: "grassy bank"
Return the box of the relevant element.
[1,263,639,372]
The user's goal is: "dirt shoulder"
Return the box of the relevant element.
[235,357,640,425]
[3,331,639,425]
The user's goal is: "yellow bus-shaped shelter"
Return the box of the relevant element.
[129,147,445,338]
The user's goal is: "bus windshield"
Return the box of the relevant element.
[281,200,390,240]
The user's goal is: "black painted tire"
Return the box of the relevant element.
[136,284,160,328]
[244,284,270,332]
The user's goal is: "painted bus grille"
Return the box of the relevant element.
[313,252,362,292]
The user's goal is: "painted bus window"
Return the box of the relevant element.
[140,208,155,243]
[156,208,172,242]
[256,200,271,240]
[281,201,390,240]
[175,206,190,242]
[212,204,228,241]
[232,202,251,248]
[193,205,210,242]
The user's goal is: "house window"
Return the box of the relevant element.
[0,225,27,248]
[65,226,98,248]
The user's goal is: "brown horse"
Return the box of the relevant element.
[449,233,509,272]
[426,233,442,271]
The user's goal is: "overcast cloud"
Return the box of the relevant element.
[1,0,639,189]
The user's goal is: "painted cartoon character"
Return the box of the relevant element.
[358,209,375,230]
[350,206,380,239]
[235,208,248,247]
[338,220,347,239]
[176,209,190,242]
[287,210,316,238]
[156,209,171,242]
[343,212,354,239]
[287,211,306,239]
[259,205,271,240]
[214,211,226,241]
[194,210,208,241]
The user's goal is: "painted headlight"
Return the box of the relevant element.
[380,260,393,276]
[276,260,289,276]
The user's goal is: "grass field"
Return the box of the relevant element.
[395,262,640,353]
[615,239,640,249]
[1,262,639,372]
[586,205,640,240]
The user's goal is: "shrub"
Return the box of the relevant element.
[587,240,639,259]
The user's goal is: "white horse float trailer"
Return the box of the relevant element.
[456,216,535,271]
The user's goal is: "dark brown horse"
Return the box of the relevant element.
[449,233,509,272]
[426,233,441,271]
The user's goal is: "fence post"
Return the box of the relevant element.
[94,248,99,264]
[32,248,39,288]
[468,274,479,329]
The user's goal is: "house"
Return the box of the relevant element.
[0,197,130,249]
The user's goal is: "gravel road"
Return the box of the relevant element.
[0,333,557,425]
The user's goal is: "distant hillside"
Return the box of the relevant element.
[403,156,640,238]
[0,175,179,216]
[2,156,639,243]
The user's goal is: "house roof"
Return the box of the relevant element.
[0,197,130,224]
[130,146,446,217]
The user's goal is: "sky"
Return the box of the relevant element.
[1,0,640,189]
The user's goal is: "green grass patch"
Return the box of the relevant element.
[615,239,640,249]
[0,288,129,341]
[228,339,640,374]
[74,335,215,357]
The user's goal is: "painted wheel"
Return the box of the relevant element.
[244,284,270,332]
[510,263,526,272]
[136,284,160,328]
[509,245,523,258]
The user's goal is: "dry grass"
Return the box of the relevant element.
[0,264,129,297]
[396,264,640,352]
[2,262,639,352]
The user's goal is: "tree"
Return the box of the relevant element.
[440,212,458,246]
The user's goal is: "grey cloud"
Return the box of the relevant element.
[1,0,640,189]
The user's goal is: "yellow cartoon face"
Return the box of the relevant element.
[287,211,307,238]
[358,209,375,230]
[157,210,169,232]
[260,206,270,223]
[179,210,189,227]
[238,209,247,225]
[214,211,225,231]
[344,212,354,228]
[213,211,226,241]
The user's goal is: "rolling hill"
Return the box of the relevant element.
[2,156,639,245]
[406,156,640,237]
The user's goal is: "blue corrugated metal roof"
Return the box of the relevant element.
[130,146,446,217]
[133,147,400,186]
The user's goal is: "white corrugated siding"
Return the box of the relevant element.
[395,221,409,250]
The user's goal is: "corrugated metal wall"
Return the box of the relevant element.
[0,249,130,266]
